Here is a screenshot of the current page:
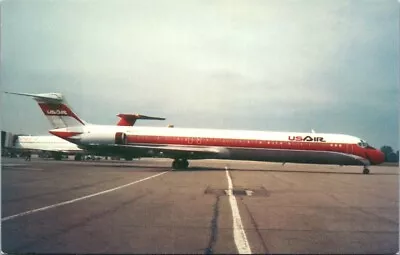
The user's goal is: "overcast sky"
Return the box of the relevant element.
[0,0,398,150]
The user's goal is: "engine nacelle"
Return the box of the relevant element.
[79,132,127,145]
[115,132,127,145]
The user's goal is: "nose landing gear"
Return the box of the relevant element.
[172,158,189,170]
[363,166,370,174]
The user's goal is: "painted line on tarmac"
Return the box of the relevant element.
[225,169,252,254]
[2,164,27,167]
[2,171,168,222]
[3,167,43,171]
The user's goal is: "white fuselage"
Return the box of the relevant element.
[14,135,82,153]
[72,124,362,144]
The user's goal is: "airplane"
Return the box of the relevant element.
[11,134,82,160]
[5,92,385,174]
[2,103,166,160]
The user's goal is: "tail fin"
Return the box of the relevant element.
[116,113,165,126]
[4,92,86,129]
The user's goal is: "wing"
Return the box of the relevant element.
[81,143,225,159]
[37,148,83,154]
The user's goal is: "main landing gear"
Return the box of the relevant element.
[74,154,83,161]
[54,152,62,161]
[172,158,189,170]
[125,156,133,161]
[363,166,370,175]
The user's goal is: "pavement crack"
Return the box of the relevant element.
[239,197,270,254]
[326,193,398,225]
[269,172,297,188]
[204,195,220,255]
[351,206,399,225]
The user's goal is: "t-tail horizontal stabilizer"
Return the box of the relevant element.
[4,91,86,129]
[117,113,166,126]
[4,92,64,102]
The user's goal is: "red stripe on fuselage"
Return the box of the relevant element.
[126,134,387,163]
[125,134,363,156]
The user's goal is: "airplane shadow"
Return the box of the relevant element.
[63,163,172,172]
[22,160,398,175]
[177,166,398,175]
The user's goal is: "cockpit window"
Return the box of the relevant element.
[358,140,373,149]
[358,140,369,148]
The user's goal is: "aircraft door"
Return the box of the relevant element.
[346,143,353,154]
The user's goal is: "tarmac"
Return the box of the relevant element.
[1,157,399,254]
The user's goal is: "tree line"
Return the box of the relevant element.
[380,145,399,162]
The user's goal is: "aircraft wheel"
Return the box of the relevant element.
[172,160,179,170]
[172,159,189,170]
[54,153,62,160]
[183,159,189,169]
[363,168,370,174]
[74,154,83,161]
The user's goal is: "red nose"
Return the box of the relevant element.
[366,149,385,165]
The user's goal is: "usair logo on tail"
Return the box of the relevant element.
[46,109,68,115]
[288,136,326,142]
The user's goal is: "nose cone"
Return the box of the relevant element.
[367,149,385,165]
